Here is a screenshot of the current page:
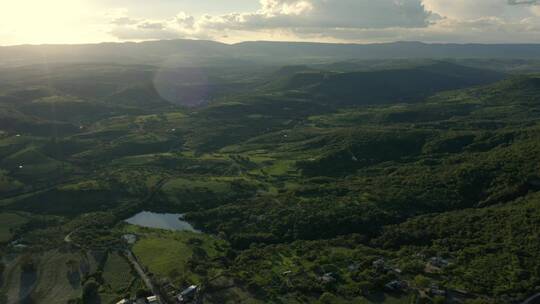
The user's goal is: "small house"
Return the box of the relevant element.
[430,288,446,296]
[146,295,159,304]
[373,258,392,272]
[319,273,336,284]
[429,284,447,296]
[348,263,360,272]
[177,285,198,303]
[122,234,137,244]
[372,258,385,269]
[428,257,450,268]
[385,280,407,292]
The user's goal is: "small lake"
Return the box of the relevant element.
[125,211,200,232]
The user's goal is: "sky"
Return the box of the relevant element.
[0,0,540,46]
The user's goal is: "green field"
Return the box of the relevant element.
[102,253,134,293]
[162,177,231,193]
[127,225,227,284]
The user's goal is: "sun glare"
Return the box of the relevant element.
[0,0,104,45]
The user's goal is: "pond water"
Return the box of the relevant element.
[125,211,200,232]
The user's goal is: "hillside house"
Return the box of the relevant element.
[319,273,336,284]
[429,284,447,297]
[177,285,198,303]
[385,280,407,292]
[122,234,137,244]
[348,263,360,272]
[147,295,159,304]
[373,258,392,272]
[428,257,450,268]
[372,258,385,269]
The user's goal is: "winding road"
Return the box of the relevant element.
[62,177,172,303]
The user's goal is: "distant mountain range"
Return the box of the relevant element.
[2,39,540,67]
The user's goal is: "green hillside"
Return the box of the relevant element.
[1,60,539,303]
[264,62,505,106]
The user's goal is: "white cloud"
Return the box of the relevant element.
[508,0,540,5]
[107,10,187,41]
[260,0,314,15]
[103,0,540,44]
[137,22,166,30]
[176,12,196,29]
[111,17,139,26]
[1,0,540,46]
[303,16,540,43]
[197,0,432,30]
[423,0,509,19]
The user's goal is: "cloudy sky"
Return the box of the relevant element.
[1,0,540,46]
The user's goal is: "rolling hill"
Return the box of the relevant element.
[1,57,540,303]
[265,62,506,105]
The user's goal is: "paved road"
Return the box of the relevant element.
[125,249,164,304]
[64,231,162,302]
[122,177,172,303]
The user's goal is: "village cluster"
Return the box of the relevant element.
[116,285,198,304]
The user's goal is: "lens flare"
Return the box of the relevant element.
[153,60,210,107]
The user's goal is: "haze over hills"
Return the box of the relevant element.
[0,61,505,139]
[2,37,540,304]
[3,0,540,301]
[3,39,540,67]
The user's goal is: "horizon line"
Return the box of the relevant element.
[3,38,540,48]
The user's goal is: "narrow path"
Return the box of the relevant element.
[523,293,540,304]
[142,177,169,204]
[63,228,79,244]
[63,227,83,249]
